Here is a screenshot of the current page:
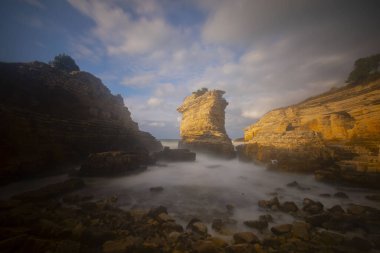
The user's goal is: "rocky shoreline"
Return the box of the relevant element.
[1,178,379,253]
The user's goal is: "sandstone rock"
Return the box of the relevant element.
[193,240,221,253]
[302,198,324,214]
[153,147,196,161]
[233,232,260,244]
[226,243,255,253]
[280,201,299,213]
[187,218,208,236]
[79,151,151,176]
[327,205,345,215]
[291,221,310,241]
[177,89,235,158]
[366,194,380,202]
[0,61,162,184]
[258,197,279,209]
[239,78,380,187]
[334,192,349,199]
[149,186,164,193]
[271,224,292,235]
[243,220,268,231]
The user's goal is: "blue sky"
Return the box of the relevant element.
[1,0,380,139]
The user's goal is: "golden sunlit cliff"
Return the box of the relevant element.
[177,89,235,158]
[238,79,380,187]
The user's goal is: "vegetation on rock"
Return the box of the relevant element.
[49,53,80,72]
[346,53,380,84]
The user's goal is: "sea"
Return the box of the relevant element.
[1,139,379,236]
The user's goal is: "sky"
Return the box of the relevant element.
[1,0,380,139]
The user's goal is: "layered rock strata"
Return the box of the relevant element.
[177,89,235,158]
[0,61,162,183]
[238,80,380,187]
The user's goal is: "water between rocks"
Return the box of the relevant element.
[1,140,379,237]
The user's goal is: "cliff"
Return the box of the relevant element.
[177,89,235,158]
[0,61,162,183]
[238,79,380,187]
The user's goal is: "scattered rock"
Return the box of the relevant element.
[327,205,345,215]
[334,192,349,199]
[244,220,268,231]
[226,243,255,253]
[271,224,292,235]
[258,197,279,209]
[305,213,331,227]
[233,232,260,244]
[286,181,310,190]
[291,221,310,241]
[259,214,273,223]
[193,240,220,253]
[344,236,372,252]
[149,186,164,193]
[302,198,324,214]
[319,193,331,198]
[148,206,168,218]
[280,201,298,213]
[346,204,366,215]
[187,218,208,236]
[366,194,380,202]
[226,204,234,214]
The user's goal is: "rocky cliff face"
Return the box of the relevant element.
[238,80,380,187]
[177,89,235,158]
[0,61,162,183]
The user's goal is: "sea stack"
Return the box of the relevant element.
[177,88,235,158]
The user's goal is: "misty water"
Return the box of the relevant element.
[1,140,379,237]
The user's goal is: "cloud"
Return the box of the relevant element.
[68,0,380,139]
[122,73,156,87]
[68,0,184,55]
[147,97,163,107]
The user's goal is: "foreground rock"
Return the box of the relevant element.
[0,61,162,185]
[153,147,196,162]
[177,88,235,158]
[1,179,380,253]
[238,72,380,187]
[79,150,153,176]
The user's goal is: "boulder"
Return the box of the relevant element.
[280,201,299,213]
[153,147,196,162]
[302,198,324,214]
[271,224,292,235]
[233,232,260,244]
[79,151,152,176]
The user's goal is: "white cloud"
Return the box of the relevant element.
[147,97,163,107]
[122,73,156,87]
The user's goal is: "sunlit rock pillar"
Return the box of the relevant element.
[177,89,235,158]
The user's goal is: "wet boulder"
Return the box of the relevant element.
[271,224,292,235]
[153,147,196,162]
[233,232,260,244]
[302,198,324,214]
[280,201,299,213]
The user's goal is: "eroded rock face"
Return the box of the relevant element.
[0,61,162,183]
[177,89,235,158]
[238,80,380,187]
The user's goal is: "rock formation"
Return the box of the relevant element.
[177,89,235,158]
[238,79,380,187]
[0,61,162,184]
